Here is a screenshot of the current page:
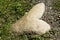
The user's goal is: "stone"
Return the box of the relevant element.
[11,3,51,35]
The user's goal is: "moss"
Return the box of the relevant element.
[0,0,32,40]
[52,0,60,11]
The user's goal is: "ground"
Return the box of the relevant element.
[0,0,60,40]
